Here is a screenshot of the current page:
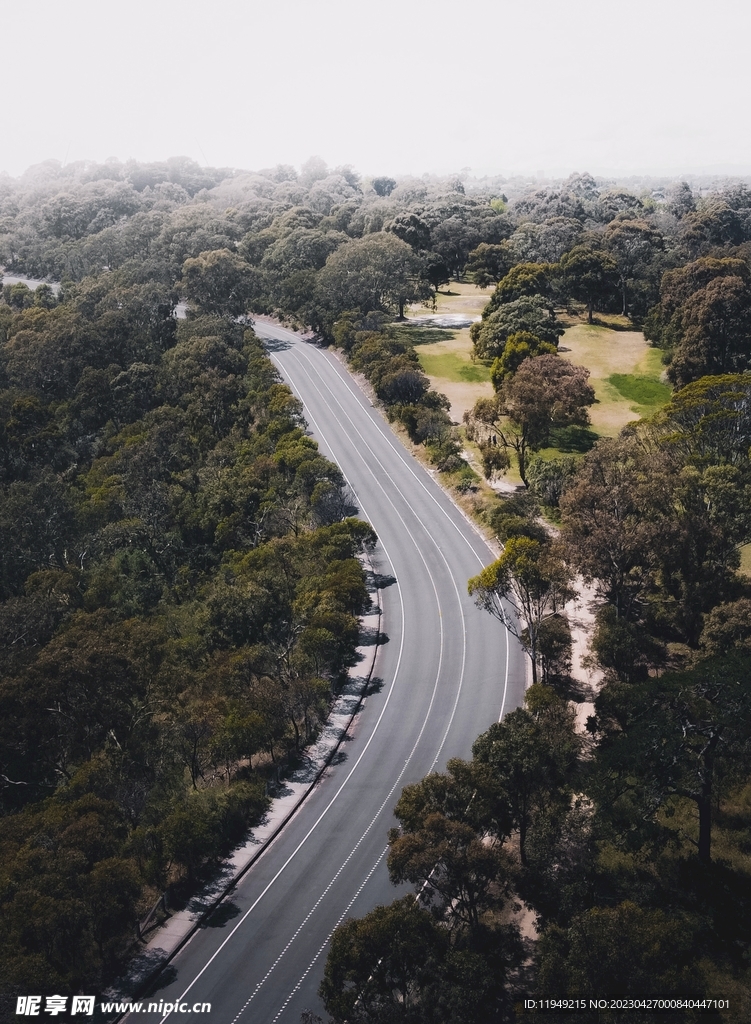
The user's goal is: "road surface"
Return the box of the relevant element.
[134,323,526,1024]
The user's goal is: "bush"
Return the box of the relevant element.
[537,613,573,684]
[590,605,651,682]
[479,442,510,480]
[526,455,579,508]
[454,465,480,492]
[486,493,547,543]
[160,779,268,879]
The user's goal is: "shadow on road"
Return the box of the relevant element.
[202,901,242,929]
[259,335,292,352]
[371,572,397,590]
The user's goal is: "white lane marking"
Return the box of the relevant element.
[290,339,512,721]
[268,850,387,1024]
[264,342,513,1021]
[279,346,469,773]
[157,337,458,1022]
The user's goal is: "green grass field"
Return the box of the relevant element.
[400,290,676,480]
[607,373,672,408]
[417,351,490,383]
[560,324,670,436]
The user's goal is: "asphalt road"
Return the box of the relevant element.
[134,323,526,1024]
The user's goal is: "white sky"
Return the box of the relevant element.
[1,0,749,181]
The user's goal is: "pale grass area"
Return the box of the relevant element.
[406,287,496,422]
[416,327,494,422]
[409,296,668,434]
[559,323,666,436]
[417,325,474,357]
[407,281,494,317]
[440,381,495,424]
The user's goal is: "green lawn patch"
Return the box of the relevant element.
[607,373,671,408]
[417,351,491,383]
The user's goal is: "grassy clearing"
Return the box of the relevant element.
[418,350,490,383]
[607,373,672,407]
[399,289,673,470]
[407,281,494,317]
[560,323,669,436]
[400,318,494,422]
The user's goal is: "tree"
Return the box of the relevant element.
[559,436,665,621]
[594,188,643,222]
[652,374,751,467]
[180,248,256,317]
[594,653,751,863]
[491,262,554,305]
[423,252,451,294]
[507,217,583,263]
[371,176,397,197]
[525,455,579,509]
[700,598,751,657]
[666,181,696,219]
[603,219,663,316]
[652,462,751,645]
[682,200,745,254]
[667,273,751,386]
[316,234,429,319]
[559,245,619,323]
[562,430,751,648]
[465,242,515,287]
[475,355,595,485]
[472,686,581,865]
[489,331,558,387]
[537,902,695,999]
[388,812,509,936]
[387,212,431,251]
[471,295,563,360]
[320,896,446,1023]
[84,857,141,963]
[644,257,751,381]
[322,758,525,1023]
[469,537,574,685]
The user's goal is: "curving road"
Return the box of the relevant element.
[136,323,526,1024]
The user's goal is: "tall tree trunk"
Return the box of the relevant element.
[517,438,530,486]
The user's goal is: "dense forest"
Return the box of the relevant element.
[1,156,751,1020]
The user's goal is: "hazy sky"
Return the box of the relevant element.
[1,0,749,180]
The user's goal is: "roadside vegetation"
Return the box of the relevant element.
[1,158,751,1019]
